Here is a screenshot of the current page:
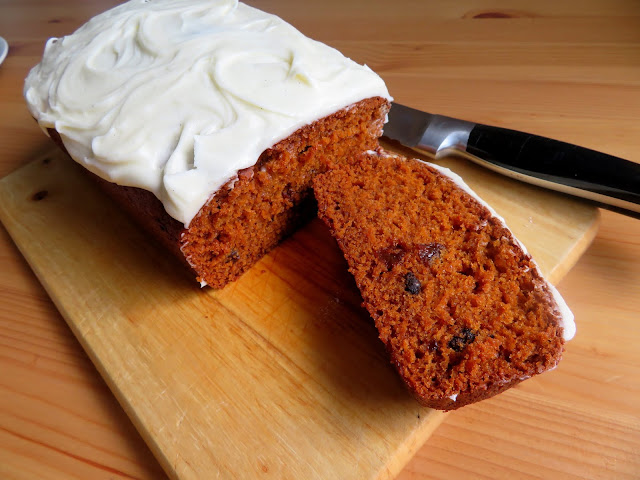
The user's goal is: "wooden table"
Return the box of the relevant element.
[1,1,638,478]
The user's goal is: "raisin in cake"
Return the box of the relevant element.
[24,0,391,288]
[313,149,575,410]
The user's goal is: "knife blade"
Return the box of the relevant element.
[382,102,640,218]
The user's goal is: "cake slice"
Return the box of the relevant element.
[313,149,575,410]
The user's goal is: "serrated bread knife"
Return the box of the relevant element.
[382,103,640,218]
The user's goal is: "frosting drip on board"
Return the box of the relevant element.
[25,0,391,226]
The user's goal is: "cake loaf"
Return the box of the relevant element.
[24,0,391,288]
[313,149,575,410]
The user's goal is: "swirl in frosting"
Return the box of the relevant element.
[25,0,391,225]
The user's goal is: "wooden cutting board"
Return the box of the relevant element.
[0,147,598,480]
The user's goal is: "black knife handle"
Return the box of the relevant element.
[465,124,640,217]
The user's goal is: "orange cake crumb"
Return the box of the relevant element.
[313,149,567,410]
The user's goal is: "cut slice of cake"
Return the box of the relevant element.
[313,149,575,410]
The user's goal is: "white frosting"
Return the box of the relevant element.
[427,162,576,342]
[24,0,390,226]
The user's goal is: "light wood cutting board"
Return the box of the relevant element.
[0,146,599,480]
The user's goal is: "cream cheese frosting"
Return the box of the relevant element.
[24,0,391,226]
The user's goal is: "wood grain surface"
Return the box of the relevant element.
[0,0,639,479]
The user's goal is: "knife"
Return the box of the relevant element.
[382,103,640,218]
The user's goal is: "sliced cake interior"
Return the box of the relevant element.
[313,149,573,410]
[180,97,390,287]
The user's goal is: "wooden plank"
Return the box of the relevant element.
[0,147,598,480]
